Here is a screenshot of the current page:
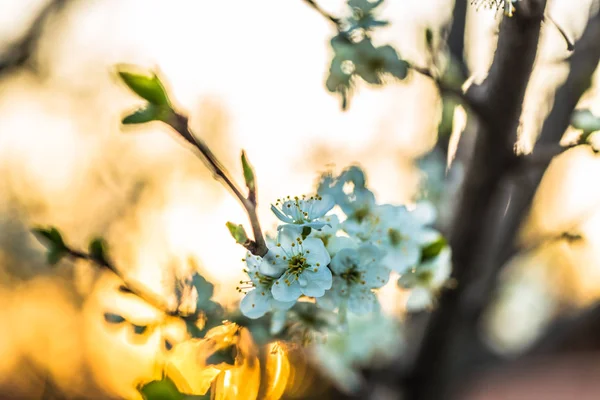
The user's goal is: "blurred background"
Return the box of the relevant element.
[1,0,600,398]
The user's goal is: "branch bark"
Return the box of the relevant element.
[408,2,548,398]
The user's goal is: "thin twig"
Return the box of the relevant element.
[166,113,268,256]
[63,243,190,318]
[409,65,482,117]
[302,0,341,27]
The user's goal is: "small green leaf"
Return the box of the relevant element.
[139,378,187,400]
[226,222,249,245]
[47,247,66,265]
[421,237,447,263]
[192,273,215,310]
[116,65,170,106]
[89,237,109,265]
[104,312,126,324]
[122,104,159,125]
[206,345,236,366]
[240,151,256,192]
[32,226,65,249]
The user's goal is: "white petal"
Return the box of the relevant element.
[303,237,331,266]
[326,235,357,257]
[300,266,333,298]
[411,201,437,225]
[330,247,358,275]
[414,228,442,245]
[347,288,378,314]
[357,243,380,267]
[363,265,390,288]
[271,274,303,302]
[240,289,272,319]
[307,194,335,219]
[271,204,294,223]
[259,252,287,278]
[381,243,420,274]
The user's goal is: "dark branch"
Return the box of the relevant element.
[408,2,548,399]
[0,0,67,77]
[64,244,190,319]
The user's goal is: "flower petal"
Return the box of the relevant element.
[330,247,358,275]
[300,266,333,298]
[307,194,335,219]
[240,289,272,319]
[259,250,287,278]
[411,201,437,225]
[326,235,357,257]
[271,273,303,302]
[363,265,390,288]
[356,243,380,267]
[347,288,378,314]
[302,237,331,266]
[381,242,420,274]
[271,204,294,223]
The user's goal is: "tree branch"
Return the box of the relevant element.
[408,2,548,398]
[0,0,67,77]
[63,241,193,319]
[166,112,268,256]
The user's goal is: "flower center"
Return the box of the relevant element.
[388,228,405,246]
[352,207,370,223]
[340,265,363,284]
[288,254,308,276]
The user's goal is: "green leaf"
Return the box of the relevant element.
[421,237,447,263]
[240,151,256,192]
[348,0,384,13]
[379,45,408,80]
[47,247,66,265]
[191,273,215,310]
[139,378,186,400]
[116,65,170,106]
[88,237,109,265]
[32,226,65,249]
[122,104,160,125]
[226,222,249,245]
[104,312,126,324]
[206,345,236,366]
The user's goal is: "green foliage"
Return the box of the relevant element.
[325,0,408,109]
[88,237,109,266]
[240,151,256,192]
[117,65,170,106]
[122,104,173,125]
[226,222,249,245]
[32,226,67,265]
[117,65,177,126]
[139,377,211,400]
[421,237,447,263]
[192,273,215,310]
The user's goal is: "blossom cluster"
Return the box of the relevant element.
[237,165,452,324]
